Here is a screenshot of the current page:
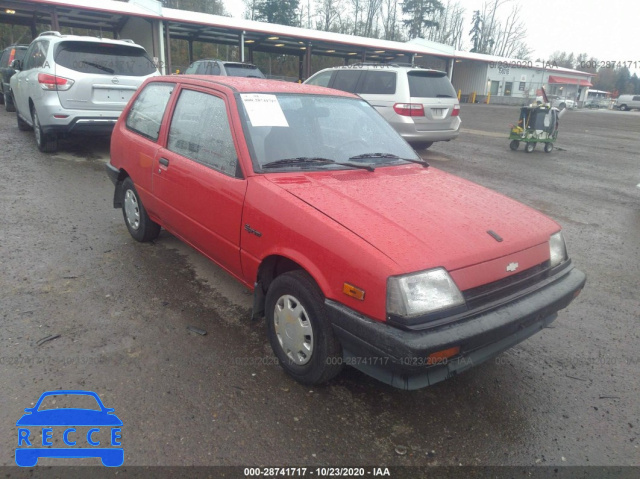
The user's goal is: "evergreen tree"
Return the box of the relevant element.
[402,0,444,39]
[254,0,300,26]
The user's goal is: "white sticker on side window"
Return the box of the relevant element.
[240,94,289,127]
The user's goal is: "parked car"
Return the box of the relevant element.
[304,63,460,150]
[614,94,640,111]
[548,95,575,110]
[183,59,265,78]
[106,76,585,390]
[10,31,158,153]
[0,44,28,112]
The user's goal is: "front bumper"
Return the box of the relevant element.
[325,266,586,390]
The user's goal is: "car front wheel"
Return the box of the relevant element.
[32,107,58,153]
[121,177,161,242]
[266,270,343,385]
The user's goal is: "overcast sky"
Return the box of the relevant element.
[223,0,639,68]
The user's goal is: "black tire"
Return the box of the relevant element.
[31,107,58,153]
[412,141,434,150]
[265,270,343,385]
[0,87,4,105]
[509,140,520,151]
[620,105,628,111]
[121,177,161,242]
[525,142,535,153]
[544,143,553,153]
[16,109,31,131]
[5,92,15,112]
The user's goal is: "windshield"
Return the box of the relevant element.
[238,93,419,172]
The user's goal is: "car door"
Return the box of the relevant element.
[13,40,49,119]
[152,86,247,277]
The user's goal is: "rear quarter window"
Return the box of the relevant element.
[407,71,456,98]
[125,83,174,141]
[54,41,156,76]
[332,71,362,93]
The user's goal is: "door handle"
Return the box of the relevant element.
[159,158,169,167]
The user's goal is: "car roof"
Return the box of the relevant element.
[35,33,145,48]
[190,59,259,67]
[317,64,447,74]
[169,75,358,96]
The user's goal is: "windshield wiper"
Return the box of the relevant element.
[81,61,115,74]
[349,153,429,168]
[262,157,375,172]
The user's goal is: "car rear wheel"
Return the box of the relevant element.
[32,107,58,153]
[619,104,629,111]
[266,270,343,385]
[121,177,161,242]
[5,92,15,112]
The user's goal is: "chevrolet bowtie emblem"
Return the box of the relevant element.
[506,262,519,272]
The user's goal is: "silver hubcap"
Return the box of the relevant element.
[124,189,141,230]
[33,111,41,145]
[273,294,314,365]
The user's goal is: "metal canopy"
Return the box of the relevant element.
[0,0,452,78]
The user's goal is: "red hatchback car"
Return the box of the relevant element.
[106,76,585,390]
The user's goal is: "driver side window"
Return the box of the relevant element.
[168,89,239,177]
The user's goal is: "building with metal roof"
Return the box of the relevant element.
[0,0,594,104]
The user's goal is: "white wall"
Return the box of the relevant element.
[119,16,164,73]
[451,60,488,95]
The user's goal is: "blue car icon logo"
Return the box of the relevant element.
[16,390,123,467]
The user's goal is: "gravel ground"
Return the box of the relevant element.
[0,103,638,474]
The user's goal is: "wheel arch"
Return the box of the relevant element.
[251,254,325,320]
[112,168,131,208]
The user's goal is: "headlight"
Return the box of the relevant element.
[549,231,568,267]
[387,268,464,317]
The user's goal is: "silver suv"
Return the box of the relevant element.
[183,59,265,78]
[305,64,460,150]
[11,32,158,152]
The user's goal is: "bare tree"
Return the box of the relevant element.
[425,0,465,48]
[316,0,342,31]
[362,0,383,37]
[381,0,401,40]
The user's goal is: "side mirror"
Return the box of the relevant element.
[10,59,21,71]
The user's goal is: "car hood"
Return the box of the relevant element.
[266,166,559,274]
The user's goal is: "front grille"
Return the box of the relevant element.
[463,261,551,309]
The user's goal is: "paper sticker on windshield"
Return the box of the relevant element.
[240,94,289,127]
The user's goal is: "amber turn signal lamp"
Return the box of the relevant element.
[343,283,365,301]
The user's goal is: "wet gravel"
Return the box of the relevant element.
[0,104,638,470]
